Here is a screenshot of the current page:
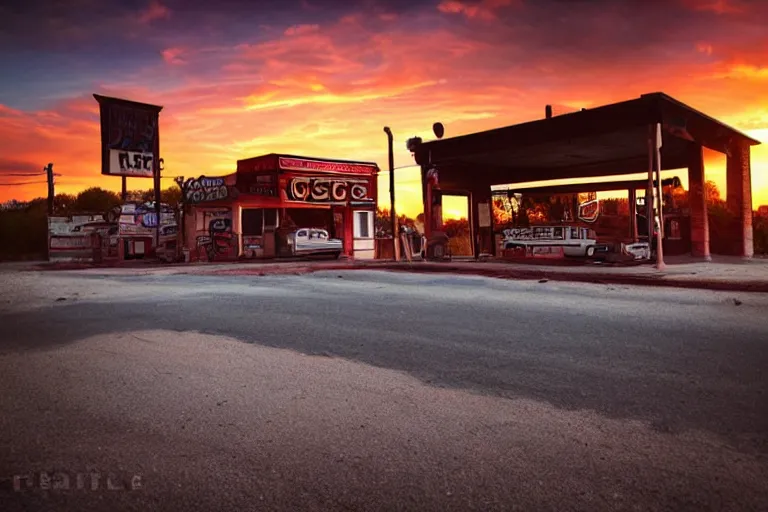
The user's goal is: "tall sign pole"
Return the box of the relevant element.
[94,94,163,256]
[154,158,162,251]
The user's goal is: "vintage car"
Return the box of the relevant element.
[500,225,609,258]
[623,242,651,260]
[287,228,343,258]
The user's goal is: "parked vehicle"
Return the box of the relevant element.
[71,222,119,247]
[287,228,342,258]
[500,225,608,258]
[623,242,651,260]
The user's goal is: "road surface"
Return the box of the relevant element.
[1,268,767,511]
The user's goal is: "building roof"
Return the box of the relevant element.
[237,153,380,173]
[413,92,760,187]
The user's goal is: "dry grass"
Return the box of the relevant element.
[448,236,473,257]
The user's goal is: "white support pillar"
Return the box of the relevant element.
[650,123,666,270]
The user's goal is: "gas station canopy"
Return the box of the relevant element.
[412,92,760,188]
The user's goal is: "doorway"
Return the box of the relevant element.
[353,209,374,259]
[441,194,473,257]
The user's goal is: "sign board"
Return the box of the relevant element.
[577,199,600,223]
[117,202,175,237]
[50,235,92,250]
[502,227,567,241]
[183,176,238,204]
[237,172,278,197]
[108,149,155,178]
[94,94,162,178]
[286,176,373,203]
[477,202,491,228]
[278,157,377,176]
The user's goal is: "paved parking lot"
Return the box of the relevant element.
[1,269,767,511]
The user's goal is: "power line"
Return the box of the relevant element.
[2,172,48,177]
[0,180,48,186]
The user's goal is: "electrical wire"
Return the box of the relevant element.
[2,172,47,177]
[0,180,48,186]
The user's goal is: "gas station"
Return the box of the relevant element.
[409,92,761,266]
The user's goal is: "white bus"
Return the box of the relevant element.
[500,225,607,258]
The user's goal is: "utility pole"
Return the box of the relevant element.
[383,127,399,261]
[154,157,162,256]
[121,176,127,201]
[45,163,54,216]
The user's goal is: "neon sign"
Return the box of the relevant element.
[288,177,372,203]
[578,199,600,223]
[279,157,377,175]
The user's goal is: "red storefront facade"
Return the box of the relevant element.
[181,154,379,262]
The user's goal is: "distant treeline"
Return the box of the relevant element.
[0,187,181,261]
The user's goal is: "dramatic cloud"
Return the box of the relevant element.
[437,0,519,21]
[0,0,766,212]
[139,0,171,24]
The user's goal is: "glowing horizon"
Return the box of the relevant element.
[1,0,766,218]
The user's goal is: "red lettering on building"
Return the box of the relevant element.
[278,157,377,175]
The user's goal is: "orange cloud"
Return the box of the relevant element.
[437,0,518,21]
[161,47,185,65]
[1,1,767,216]
[284,24,320,36]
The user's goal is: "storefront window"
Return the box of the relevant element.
[355,211,371,238]
[264,208,278,229]
[242,209,264,236]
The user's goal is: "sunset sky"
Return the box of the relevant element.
[1,0,766,218]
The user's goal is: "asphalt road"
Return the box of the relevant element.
[1,268,767,511]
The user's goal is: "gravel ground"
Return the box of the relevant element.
[0,269,767,511]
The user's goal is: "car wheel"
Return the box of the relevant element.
[586,246,595,257]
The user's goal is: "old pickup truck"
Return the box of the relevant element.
[286,228,343,258]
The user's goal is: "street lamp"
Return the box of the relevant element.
[383,127,399,261]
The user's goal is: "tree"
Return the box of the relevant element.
[601,198,630,217]
[125,187,181,206]
[74,187,121,214]
[53,193,77,216]
[754,213,768,255]
[705,180,721,204]
[162,187,182,207]
[442,218,469,238]
[126,189,155,202]
[376,207,392,237]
